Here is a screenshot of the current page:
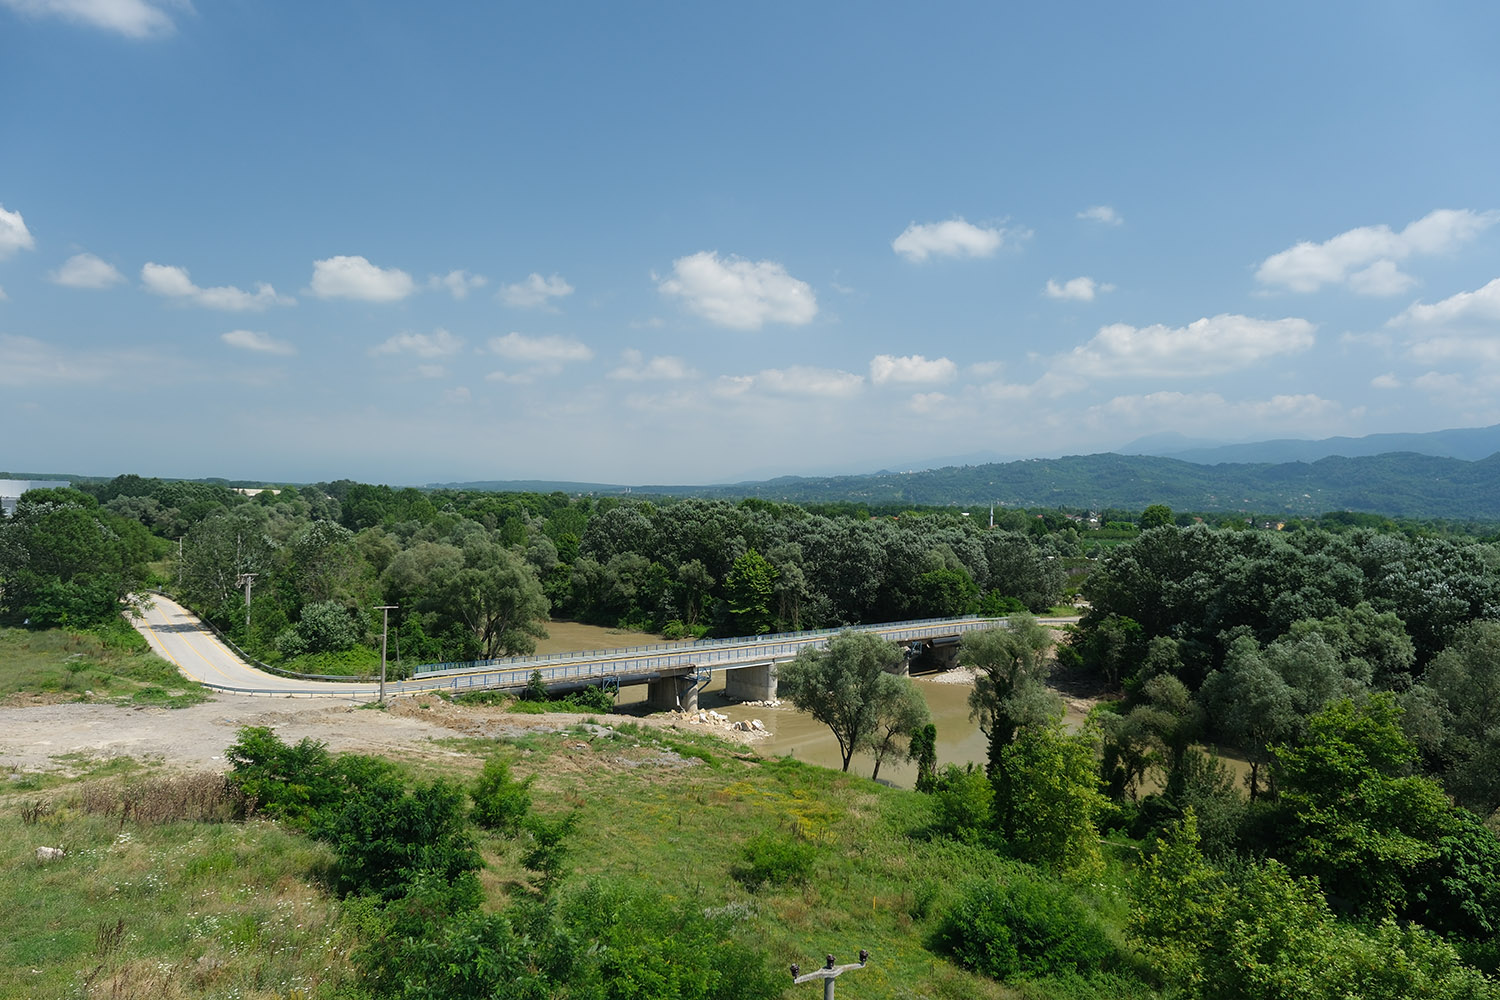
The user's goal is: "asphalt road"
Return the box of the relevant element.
[132,593,385,698]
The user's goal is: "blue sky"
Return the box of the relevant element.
[3,2,1499,486]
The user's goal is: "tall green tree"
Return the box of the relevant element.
[723,548,778,635]
[963,615,1058,775]
[864,673,930,781]
[778,630,905,772]
[994,722,1106,875]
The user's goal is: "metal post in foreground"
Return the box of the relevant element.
[375,605,398,703]
[791,951,868,999]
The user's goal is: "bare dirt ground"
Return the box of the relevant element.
[0,693,754,780]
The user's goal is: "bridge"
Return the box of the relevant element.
[410,617,1005,711]
[133,593,1009,709]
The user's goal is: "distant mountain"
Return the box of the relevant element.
[1123,424,1500,465]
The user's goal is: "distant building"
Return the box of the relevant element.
[0,479,70,517]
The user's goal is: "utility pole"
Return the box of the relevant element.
[791,951,868,999]
[375,605,398,703]
[177,536,184,587]
[237,573,257,630]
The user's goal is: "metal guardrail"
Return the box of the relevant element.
[411,616,1003,680]
[419,618,1005,695]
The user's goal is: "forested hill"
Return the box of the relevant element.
[647,451,1500,518]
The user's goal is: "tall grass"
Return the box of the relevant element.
[0,624,207,707]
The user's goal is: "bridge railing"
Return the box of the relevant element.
[410,616,1003,681]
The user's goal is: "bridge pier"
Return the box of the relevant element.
[646,670,699,712]
[725,661,777,702]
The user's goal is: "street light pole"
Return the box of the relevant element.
[791,951,868,999]
[375,605,398,703]
[237,573,257,630]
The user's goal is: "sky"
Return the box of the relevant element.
[3,2,1500,486]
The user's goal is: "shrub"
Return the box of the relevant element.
[470,756,533,836]
[319,775,482,899]
[733,833,818,891]
[931,764,994,841]
[932,874,1114,981]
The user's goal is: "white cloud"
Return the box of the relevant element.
[371,328,465,358]
[488,332,593,364]
[869,353,956,385]
[907,392,951,414]
[429,270,487,300]
[1043,276,1114,302]
[658,251,817,329]
[310,255,415,302]
[0,204,35,258]
[484,369,532,385]
[1390,276,1500,330]
[891,218,1011,262]
[1256,209,1498,294]
[444,386,471,404]
[221,329,295,356]
[142,262,292,310]
[1077,205,1122,226]
[608,348,694,381]
[0,286,8,300]
[1061,314,1316,378]
[415,364,445,379]
[51,252,123,289]
[1371,374,1401,389]
[716,366,864,399]
[0,0,179,38]
[1092,390,1339,429]
[500,272,573,308]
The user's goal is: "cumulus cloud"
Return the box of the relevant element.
[310,255,415,302]
[429,270,487,299]
[51,252,123,289]
[221,329,295,356]
[0,0,180,38]
[891,218,1014,262]
[716,366,864,399]
[1387,278,1500,367]
[500,272,573,308]
[488,332,593,365]
[0,204,35,258]
[608,348,694,381]
[371,328,465,358]
[1390,277,1500,330]
[1061,314,1316,378]
[908,392,951,414]
[1077,205,1122,226]
[658,251,817,330]
[1256,209,1498,294]
[1371,374,1401,389]
[869,353,957,385]
[1044,276,1113,302]
[142,262,292,310]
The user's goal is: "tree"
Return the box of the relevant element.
[963,615,1058,775]
[723,548,778,635]
[778,630,905,772]
[909,722,938,792]
[994,722,1107,875]
[1140,504,1174,530]
[1201,636,1300,800]
[864,674,930,781]
[1417,619,1500,815]
[1271,695,1451,917]
[436,535,550,659]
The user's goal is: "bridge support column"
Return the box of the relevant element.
[647,672,698,713]
[725,662,777,703]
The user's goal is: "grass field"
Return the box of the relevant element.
[1,714,1151,1000]
[0,624,208,708]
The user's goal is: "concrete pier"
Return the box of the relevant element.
[724,661,777,702]
[646,670,699,712]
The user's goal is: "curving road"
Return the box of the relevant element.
[132,593,387,699]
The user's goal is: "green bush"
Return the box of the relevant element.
[319,775,482,900]
[931,764,994,841]
[733,833,818,891]
[931,874,1114,982]
[470,756,533,836]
